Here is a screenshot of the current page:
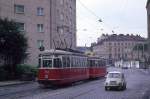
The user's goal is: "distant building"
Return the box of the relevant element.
[92,34,147,62]
[0,0,76,66]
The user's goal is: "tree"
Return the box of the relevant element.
[0,18,28,78]
[133,43,149,68]
[133,43,148,59]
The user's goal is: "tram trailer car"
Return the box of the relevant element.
[88,57,107,79]
[38,49,89,86]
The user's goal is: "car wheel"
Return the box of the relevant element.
[124,85,126,90]
[118,86,122,90]
[105,86,109,91]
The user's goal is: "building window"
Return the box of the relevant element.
[37,24,44,32]
[57,26,64,34]
[69,20,72,26]
[16,22,25,31]
[59,28,63,34]
[128,43,130,46]
[60,0,64,5]
[60,13,64,21]
[37,7,44,16]
[118,54,120,59]
[14,5,24,14]
[118,48,120,52]
[109,42,112,45]
[37,40,44,48]
[69,6,72,14]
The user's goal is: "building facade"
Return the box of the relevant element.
[92,34,147,62]
[146,0,150,61]
[0,0,76,66]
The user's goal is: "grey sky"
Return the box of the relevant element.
[77,0,147,46]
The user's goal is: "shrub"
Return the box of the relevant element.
[16,64,38,80]
[0,66,9,81]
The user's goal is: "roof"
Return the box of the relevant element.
[108,71,122,74]
[88,56,105,60]
[41,49,72,55]
[40,49,86,57]
[92,34,146,47]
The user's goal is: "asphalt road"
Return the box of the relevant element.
[0,67,150,99]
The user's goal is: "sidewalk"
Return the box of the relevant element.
[139,68,150,75]
[0,80,32,87]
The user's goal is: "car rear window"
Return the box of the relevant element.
[108,73,121,78]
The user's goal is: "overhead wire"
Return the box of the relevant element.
[77,0,115,34]
[78,0,101,20]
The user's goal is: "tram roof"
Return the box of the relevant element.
[88,56,105,59]
[40,49,86,56]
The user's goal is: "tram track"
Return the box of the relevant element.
[0,78,105,99]
[20,79,105,99]
[0,82,52,99]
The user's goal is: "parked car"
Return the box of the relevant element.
[105,71,126,91]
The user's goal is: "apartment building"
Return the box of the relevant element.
[146,0,150,60]
[0,0,76,66]
[92,34,147,62]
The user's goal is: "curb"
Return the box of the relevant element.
[0,81,33,87]
[139,69,150,75]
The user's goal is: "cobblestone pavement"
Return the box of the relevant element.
[1,67,150,99]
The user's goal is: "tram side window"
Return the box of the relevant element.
[77,57,80,67]
[66,57,70,67]
[102,60,106,67]
[62,56,70,68]
[84,58,86,67]
[70,57,73,67]
[91,60,94,67]
[74,57,77,67]
[86,59,88,67]
[83,58,86,67]
[38,58,41,67]
[62,57,67,67]
[99,60,104,67]
[54,58,62,68]
[95,60,98,67]
[76,57,78,67]
[81,58,83,67]
[87,60,90,67]
[43,59,52,68]
[75,57,77,67]
[98,60,101,67]
[73,57,76,67]
[78,58,80,67]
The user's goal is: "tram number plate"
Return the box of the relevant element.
[45,75,48,79]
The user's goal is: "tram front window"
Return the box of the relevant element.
[43,59,52,68]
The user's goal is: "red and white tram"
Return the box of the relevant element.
[38,49,89,86]
[37,49,107,86]
[88,57,106,79]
